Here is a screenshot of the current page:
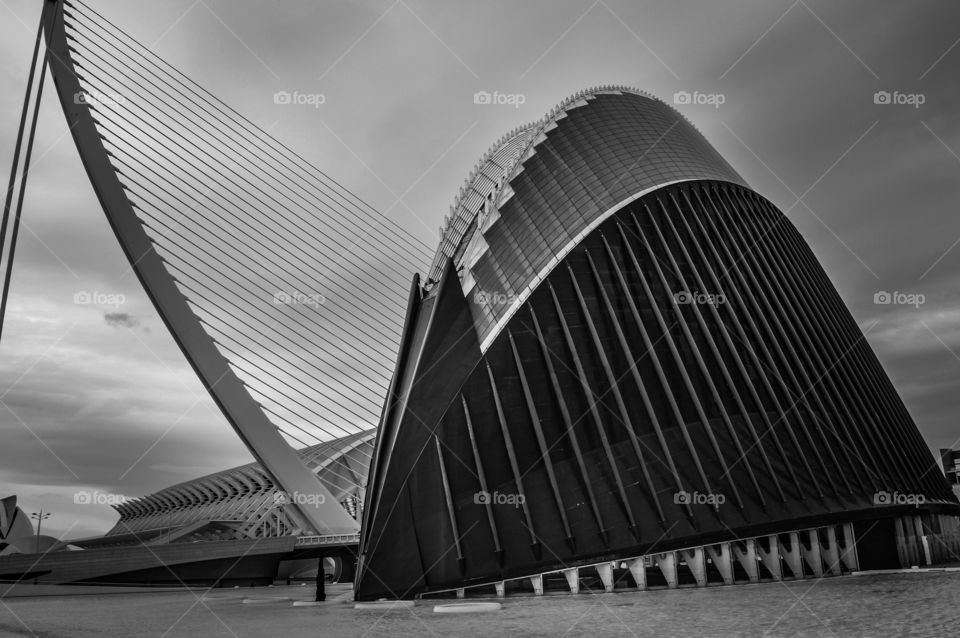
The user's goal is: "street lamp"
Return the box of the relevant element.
[30,510,50,554]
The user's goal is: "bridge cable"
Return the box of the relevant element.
[0,5,61,343]
[32,0,437,462]
[66,1,433,263]
[0,10,45,281]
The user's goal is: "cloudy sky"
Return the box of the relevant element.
[0,0,958,539]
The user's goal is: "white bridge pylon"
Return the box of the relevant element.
[37,0,389,535]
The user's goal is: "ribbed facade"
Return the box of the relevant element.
[429,86,744,349]
[109,430,374,540]
[356,88,958,600]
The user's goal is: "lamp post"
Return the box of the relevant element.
[30,510,50,554]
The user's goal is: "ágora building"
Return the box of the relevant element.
[356,86,960,601]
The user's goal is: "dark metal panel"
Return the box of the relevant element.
[546,281,640,534]
[565,263,665,523]
[645,199,759,507]
[435,437,465,570]
[754,194,943,496]
[627,208,743,505]
[361,275,424,550]
[526,306,609,543]
[461,397,504,561]
[507,330,575,548]
[613,221,717,500]
[725,189,883,494]
[667,191,788,502]
[710,188,853,497]
[685,188,811,498]
[485,363,540,556]
[693,196,824,499]
[719,188,856,495]
[770,203,945,495]
[582,249,688,507]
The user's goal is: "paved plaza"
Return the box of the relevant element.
[1,572,958,637]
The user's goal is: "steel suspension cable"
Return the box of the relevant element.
[69,58,414,306]
[0,5,60,343]
[259,412,374,470]
[91,122,405,366]
[124,203,396,387]
[64,24,415,375]
[65,2,433,263]
[173,276,387,415]
[214,339,376,430]
[0,9,45,279]
[103,145,405,356]
[107,152,399,374]
[63,18,430,270]
[48,0,435,447]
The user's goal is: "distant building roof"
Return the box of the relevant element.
[106,430,375,539]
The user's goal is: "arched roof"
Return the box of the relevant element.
[424,85,745,350]
[107,430,376,536]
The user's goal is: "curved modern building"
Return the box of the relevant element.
[0,433,373,586]
[356,86,960,600]
[0,496,44,555]
[101,430,374,545]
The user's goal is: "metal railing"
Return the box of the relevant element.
[295,533,360,547]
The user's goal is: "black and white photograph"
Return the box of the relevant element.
[1,0,959,636]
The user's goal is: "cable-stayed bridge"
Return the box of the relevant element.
[2,0,431,537]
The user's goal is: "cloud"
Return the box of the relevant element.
[103,312,139,329]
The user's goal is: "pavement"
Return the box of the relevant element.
[1,573,959,637]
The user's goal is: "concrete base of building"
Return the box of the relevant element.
[417,514,960,600]
[891,512,960,567]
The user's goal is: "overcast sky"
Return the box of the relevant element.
[0,0,958,539]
